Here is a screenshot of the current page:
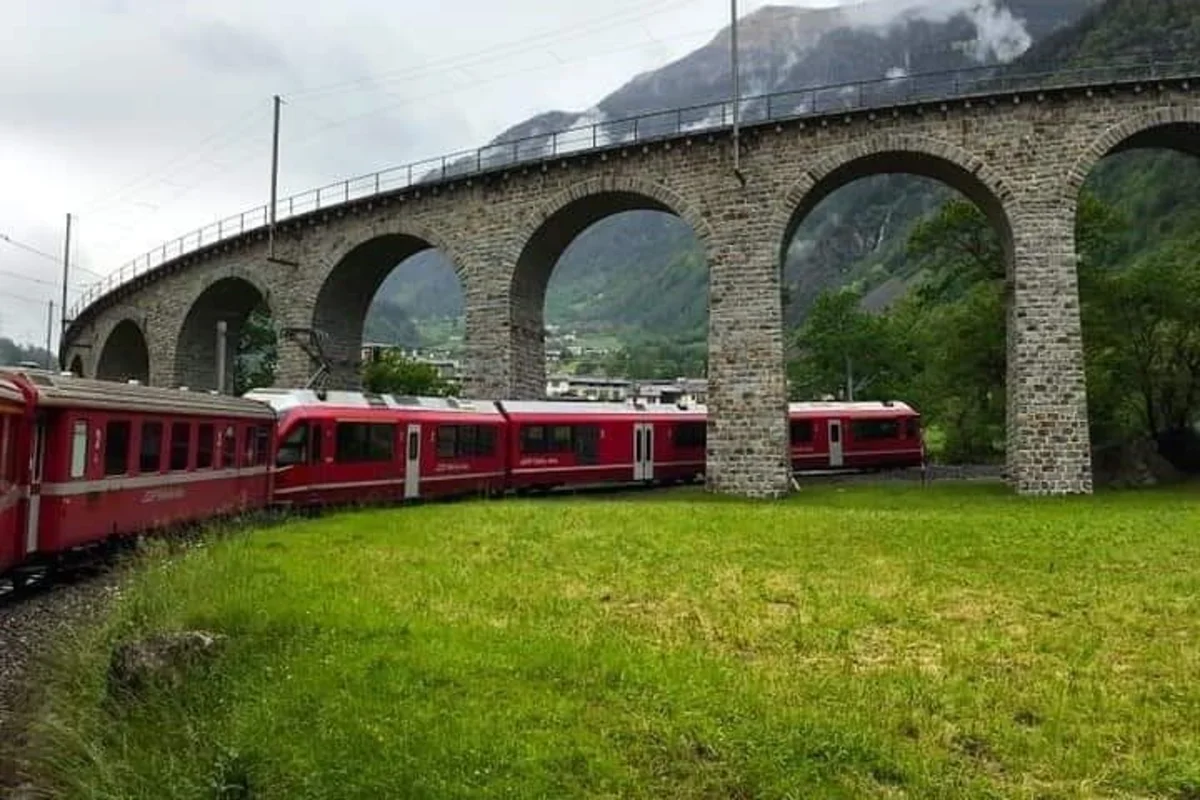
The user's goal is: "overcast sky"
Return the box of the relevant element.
[0,0,917,348]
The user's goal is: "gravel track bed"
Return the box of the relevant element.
[1,571,124,795]
[794,464,1005,485]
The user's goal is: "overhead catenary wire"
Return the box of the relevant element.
[1,230,103,280]
[282,23,721,154]
[285,0,705,101]
[73,16,718,258]
[77,103,271,217]
[75,0,700,234]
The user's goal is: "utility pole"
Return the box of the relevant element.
[268,94,282,260]
[60,212,71,337]
[730,0,742,180]
[45,301,54,370]
[845,354,855,402]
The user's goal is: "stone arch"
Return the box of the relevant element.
[776,134,1024,479]
[309,219,468,389]
[774,134,1015,269]
[95,318,151,384]
[174,274,271,392]
[1063,105,1200,225]
[67,354,84,377]
[508,176,715,397]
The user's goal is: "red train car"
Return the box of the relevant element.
[496,400,707,491]
[0,374,32,580]
[789,401,924,472]
[245,389,508,506]
[1,369,275,579]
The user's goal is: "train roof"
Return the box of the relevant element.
[497,400,706,417]
[0,369,276,418]
[788,401,918,417]
[243,388,504,417]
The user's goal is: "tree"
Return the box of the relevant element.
[362,350,458,396]
[906,200,1004,306]
[1088,237,1200,449]
[234,303,277,395]
[787,288,905,401]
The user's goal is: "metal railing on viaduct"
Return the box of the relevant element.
[67,54,1200,325]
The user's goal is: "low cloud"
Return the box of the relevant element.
[841,0,1033,63]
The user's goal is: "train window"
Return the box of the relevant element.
[790,421,814,444]
[335,422,395,463]
[170,422,191,471]
[520,425,545,454]
[255,426,271,465]
[70,420,88,479]
[140,422,163,473]
[277,424,309,466]
[221,426,237,468]
[104,420,131,476]
[551,425,572,453]
[458,425,477,456]
[477,426,496,457]
[906,418,919,439]
[436,425,457,459]
[197,424,215,469]
[436,425,498,459]
[309,424,322,463]
[852,419,901,441]
[242,424,257,467]
[573,424,599,465]
[674,422,706,449]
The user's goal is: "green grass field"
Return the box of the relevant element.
[24,483,1200,799]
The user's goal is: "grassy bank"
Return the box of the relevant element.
[23,484,1200,799]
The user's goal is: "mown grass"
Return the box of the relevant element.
[22,483,1200,799]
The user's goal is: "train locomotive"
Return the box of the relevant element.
[0,368,924,588]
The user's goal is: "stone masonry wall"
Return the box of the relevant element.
[62,77,1200,498]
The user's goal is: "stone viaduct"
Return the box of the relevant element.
[61,65,1200,499]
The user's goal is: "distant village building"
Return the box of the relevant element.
[360,343,462,382]
[544,375,708,405]
[545,374,632,401]
[631,378,708,406]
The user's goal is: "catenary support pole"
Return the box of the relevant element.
[45,301,54,370]
[268,94,281,259]
[216,320,228,394]
[730,0,741,176]
[60,213,71,336]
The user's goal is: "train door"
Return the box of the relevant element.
[827,419,844,468]
[24,419,46,557]
[633,423,654,481]
[0,415,17,571]
[404,424,421,499]
[305,421,327,498]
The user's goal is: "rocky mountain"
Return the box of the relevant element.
[367,0,1102,351]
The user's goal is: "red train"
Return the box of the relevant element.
[0,369,274,586]
[789,401,924,472]
[1,369,924,588]
[251,391,709,507]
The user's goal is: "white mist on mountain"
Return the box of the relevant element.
[840,0,1033,63]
